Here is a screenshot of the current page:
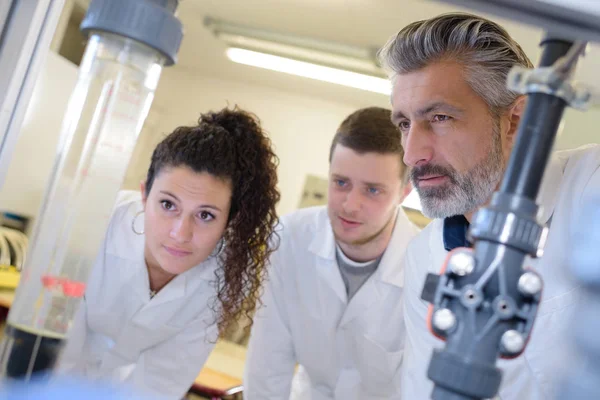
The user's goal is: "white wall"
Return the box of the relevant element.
[125,68,600,218]
[124,68,600,218]
[0,52,78,222]
[123,69,362,216]
[0,54,368,227]
[556,108,600,151]
[3,53,598,227]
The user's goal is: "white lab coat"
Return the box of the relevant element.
[401,144,600,400]
[58,191,220,400]
[244,206,420,400]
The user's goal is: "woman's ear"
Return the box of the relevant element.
[140,180,148,208]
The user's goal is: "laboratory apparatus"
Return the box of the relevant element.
[0,0,182,379]
[423,1,600,399]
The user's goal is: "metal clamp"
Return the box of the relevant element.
[507,66,598,110]
[507,41,598,111]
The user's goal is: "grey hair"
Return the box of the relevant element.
[378,13,533,116]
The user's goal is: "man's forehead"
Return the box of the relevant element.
[330,171,397,187]
[391,62,468,106]
[331,145,400,163]
[330,150,403,184]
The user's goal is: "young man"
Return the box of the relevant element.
[378,12,600,399]
[244,107,419,400]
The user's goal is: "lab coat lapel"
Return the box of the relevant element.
[143,258,217,309]
[379,209,418,287]
[429,219,447,274]
[338,277,380,327]
[131,259,151,301]
[111,217,149,302]
[339,209,415,327]
[535,152,567,225]
[144,274,186,307]
[309,213,347,304]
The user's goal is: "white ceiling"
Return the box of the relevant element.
[71,0,600,109]
[159,0,600,108]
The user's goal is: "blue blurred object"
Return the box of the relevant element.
[0,374,153,400]
[557,195,600,400]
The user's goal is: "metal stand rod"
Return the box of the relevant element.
[423,37,576,400]
[502,37,573,197]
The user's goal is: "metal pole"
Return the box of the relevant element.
[423,37,580,400]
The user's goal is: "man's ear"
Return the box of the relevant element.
[505,95,527,147]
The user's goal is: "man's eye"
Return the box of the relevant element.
[432,114,452,122]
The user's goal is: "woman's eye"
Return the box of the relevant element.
[199,211,215,221]
[160,200,174,211]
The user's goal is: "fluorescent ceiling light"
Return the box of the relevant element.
[226,47,391,95]
[217,32,382,75]
[205,17,376,62]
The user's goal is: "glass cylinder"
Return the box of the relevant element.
[0,32,164,379]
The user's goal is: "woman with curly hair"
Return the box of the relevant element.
[58,107,280,399]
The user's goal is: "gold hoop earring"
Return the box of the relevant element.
[131,210,145,235]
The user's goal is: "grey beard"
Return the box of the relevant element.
[414,133,505,219]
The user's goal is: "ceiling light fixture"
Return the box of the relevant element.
[226,47,391,95]
[205,17,390,95]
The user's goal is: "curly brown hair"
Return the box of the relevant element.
[145,106,280,334]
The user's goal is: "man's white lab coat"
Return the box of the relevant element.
[401,145,600,399]
[244,206,420,400]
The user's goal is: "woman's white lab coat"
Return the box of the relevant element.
[244,206,420,400]
[400,144,600,400]
[58,191,219,400]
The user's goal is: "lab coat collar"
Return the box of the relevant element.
[377,208,416,288]
[147,257,218,307]
[535,152,566,224]
[338,209,415,327]
[308,209,337,261]
[338,277,380,327]
[308,207,415,287]
[308,209,347,302]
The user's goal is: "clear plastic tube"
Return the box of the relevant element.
[0,32,164,379]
